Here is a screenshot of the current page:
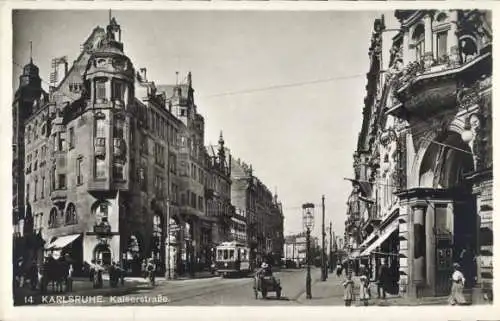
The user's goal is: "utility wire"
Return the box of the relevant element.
[201,73,366,99]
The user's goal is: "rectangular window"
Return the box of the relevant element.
[77,158,83,185]
[95,118,106,138]
[41,177,45,198]
[26,183,30,202]
[96,81,106,100]
[52,134,57,152]
[51,168,56,191]
[198,196,204,211]
[34,179,38,201]
[95,158,106,178]
[69,127,75,149]
[58,132,66,151]
[415,40,424,61]
[58,174,66,189]
[113,117,124,139]
[113,163,124,180]
[112,80,125,101]
[191,192,196,209]
[436,31,448,60]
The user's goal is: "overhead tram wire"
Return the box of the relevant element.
[201,73,367,99]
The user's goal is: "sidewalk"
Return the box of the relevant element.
[296,274,453,306]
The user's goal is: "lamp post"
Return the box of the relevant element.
[329,221,334,273]
[302,202,315,300]
[321,195,326,281]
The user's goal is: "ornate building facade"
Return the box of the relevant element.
[230,159,284,266]
[13,15,233,277]
[345,10,492,300]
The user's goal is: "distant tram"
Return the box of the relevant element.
[214,241,252,277]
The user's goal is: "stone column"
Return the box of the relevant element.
[398,204,411,296]
[448,10,460,66]
[412,204,427,298]
[425,203,436,296]
[423,13,434,68]
[402,28,411,66]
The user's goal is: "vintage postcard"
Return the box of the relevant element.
[1,1,498,320]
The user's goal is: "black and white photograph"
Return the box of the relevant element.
[5,2,495,314]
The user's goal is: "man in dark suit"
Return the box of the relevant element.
[377,259,389,299]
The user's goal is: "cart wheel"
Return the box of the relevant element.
[276,288,281,300]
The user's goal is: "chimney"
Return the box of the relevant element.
[139,68,147,82]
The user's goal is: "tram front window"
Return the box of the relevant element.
[223,249,229,260]
[229,249,235,260]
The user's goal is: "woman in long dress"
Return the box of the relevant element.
[449,263,467,305]
[359,274,370,306]
[343,273,355,306]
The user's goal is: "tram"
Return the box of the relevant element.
[214,241,252,277]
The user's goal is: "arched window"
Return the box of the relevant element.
[412,24,425,61]
[65,203,77,225]
[460,36,478,63]
[49,207,58,228]
[436,12,448,23]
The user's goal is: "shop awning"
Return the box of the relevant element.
[359,232,378,249]
[45,234,81,250]
[360,220,398,257]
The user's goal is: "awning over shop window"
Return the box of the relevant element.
[45,234,81,250]
[359,232,378,250]
[360,220,399,257]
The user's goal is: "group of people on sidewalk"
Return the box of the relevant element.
[339,259,469,306]
[341,259,390,307]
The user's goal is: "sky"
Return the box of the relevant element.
[13,9,395,243]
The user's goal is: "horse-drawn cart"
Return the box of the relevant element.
[253,274,281,299]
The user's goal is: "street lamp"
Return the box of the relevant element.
[302,202,315,300]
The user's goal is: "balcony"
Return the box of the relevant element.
[94,137,106,158]
[50,189,67,204]
[93,222,112,236]
[113,138,126,159]
[387,50,492,120]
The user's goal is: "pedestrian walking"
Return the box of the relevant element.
[67,263,74,292]
[336,263,342,277]
[359,274,370,306]
[377,259,389,299]
[343,273,355,306]
[141,259,147,278]
[449,263,467,305]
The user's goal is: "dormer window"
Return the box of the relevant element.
[412,24,425,61]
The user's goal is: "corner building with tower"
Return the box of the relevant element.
[13,16,235,277]
[344,10,492,301]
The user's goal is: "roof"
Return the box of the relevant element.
[157,84,189,99]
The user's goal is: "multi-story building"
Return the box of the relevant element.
[12,55,48,267]
[231,158,284,266]
[205,137,234,260]
[14,15,233,277]
[345,10,492,301]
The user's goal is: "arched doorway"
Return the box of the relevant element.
[418,131,477,294]
[94,243,112,267]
